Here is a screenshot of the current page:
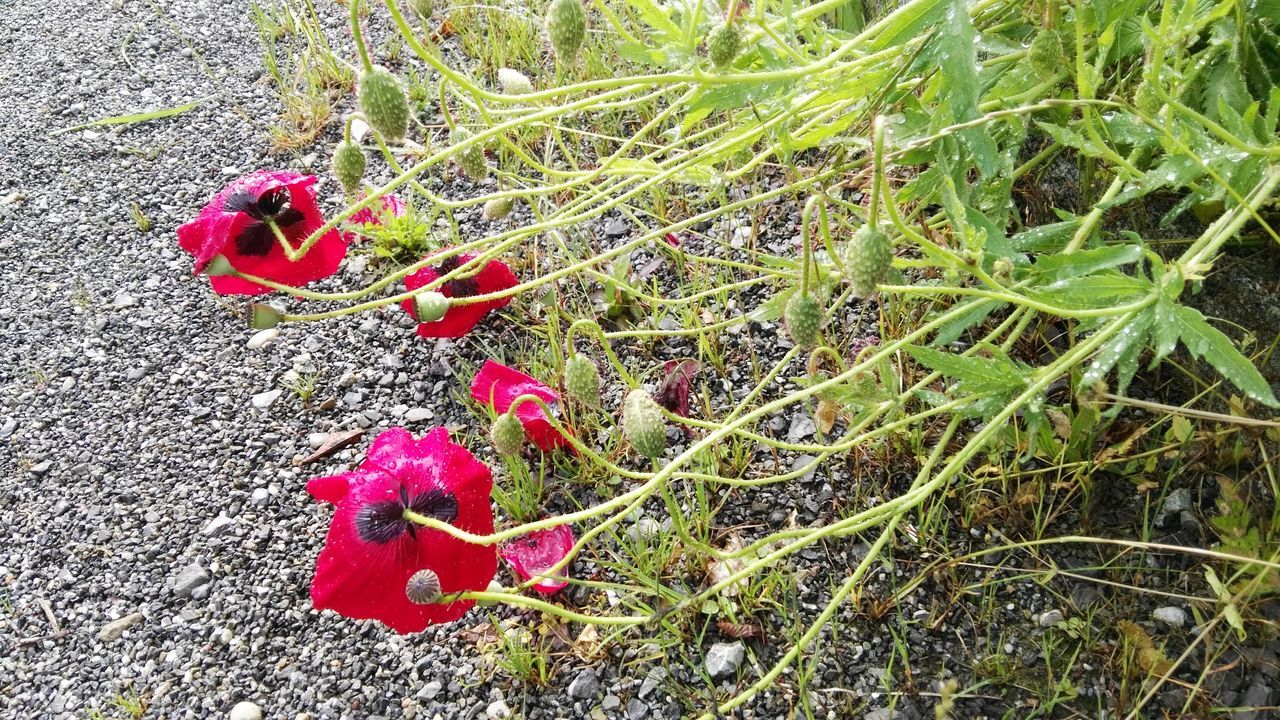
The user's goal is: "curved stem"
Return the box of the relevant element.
[350,0,373,72]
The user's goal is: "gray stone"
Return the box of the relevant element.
[1153,606,1187,629]
[28,460,52,476]
[602,694,621,711]
[1038,609,1065,627]
[705,642,745,680]
[228,701,263,720]
[172,564,210,597]
[418,680,443,700]
[97,612,144,642]
[251,389,282,410]
[626,698,648,720]
[247,329,280,349]
[568,669,600,699]
[639,666,667,698]
[485,699,511,719]
[787,414,816,442]
[250,488,270,506]
[604,218,629,238]
[0,418,16,439]
[201,514,235,537]
[404,407,434,422]
[112,292,137,308]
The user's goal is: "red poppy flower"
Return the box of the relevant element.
[306,427,497,633]
[348,192,408,226]
[400,251,518,338]
[501,524,575,594]
[469,360,573,452]
[177,170,347,295]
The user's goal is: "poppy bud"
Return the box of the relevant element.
[497,68,534,95]
[545,0,586,65]
[411,0,433,19]
[844,223,893,299]
[251,303,283,329]
[706,22,741,69]
[450,127,488,181]
[623,389,666,458]
[405,568,442,605]
[204,254,235,276]
[564,354,600,408]
[332,140,367,195]
[783,292,822,349]
[482,196,514,220]
[358,67,410,144]
[413,291,450,323]
[491,411,526,455]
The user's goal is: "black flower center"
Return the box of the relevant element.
[434,255,479,297]
[356,486,459,545]
[224,187,307,257]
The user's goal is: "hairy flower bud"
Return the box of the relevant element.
[482,196,515,220]
[706,22,741,69]
[358,67,410,144]
[564,354,601,408]
[497,68,534,95]
[844,223,893,298]
[545,0,586,65]
[331,140,366,195]
[623,389,666,458]
[450,127,488,181]
[490,412,526,455]
[784,292,822,349]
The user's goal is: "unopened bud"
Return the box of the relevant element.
[250,304,283,329]
[204,255,235,276]
[497,68,534,95]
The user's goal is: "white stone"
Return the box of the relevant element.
[705,641,745,680]
[251,389,282,409]
[1153,606,1187,629]
[228,701,262,720]
[246,329,280,349]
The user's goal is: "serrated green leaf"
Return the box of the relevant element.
[1082,308,1154,388]
[906,345,1032,395]
[1152,297,1180,363]
[1174,305,1280,407]
[1027,273,1154,310]
[1032,244,1145,281]
[1012,220,1081,253]
[931,301,1005,347]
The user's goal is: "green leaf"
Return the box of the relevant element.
[1081,308,1154,389]
[931,300,1005,347]
[1151,297,1180,363]
[1027,273,1154,310]
[929,0,1000,175]
[906,344,1032,395]
[1173,305,1280,407]
[1032,244,1145,281]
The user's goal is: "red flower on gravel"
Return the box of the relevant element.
[501,524,575,594]
[177,170,347,295]
[306,427,496,633]
[469,360,572,452]
[349,192,408,226]
[400,251,518,338]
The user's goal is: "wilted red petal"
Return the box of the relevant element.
[663,232,682,247]
[657,359,699,419]
[500,524,574,594]
[308,427,496,633]
[348,192,408,227]
[468,360,572,451]
[400,250,518,338]
[177,170,347,295]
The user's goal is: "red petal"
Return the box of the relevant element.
[401,251,518,338]
[308,427,497,633]
[468,360,572,451]
[500,524,575,594]
[178,171,348,296]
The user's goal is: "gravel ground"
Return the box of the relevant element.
[2,1,1278,719]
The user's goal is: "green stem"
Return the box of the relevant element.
[350,0,373,72]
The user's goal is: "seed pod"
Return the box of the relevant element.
[1028,29,1068,80]
[358,67,410,144]
[843,223,893,298]
[623,389,666,458]
[405,569,442,604]
[413,291,450,323]
[331,140,366,195]
[545,0,586,65]
[706,22,741,69]
[482,196,515,220]
[490,412,526,455]
[564,354,601,408]
[450,127,488,181]
[784,292,822,349]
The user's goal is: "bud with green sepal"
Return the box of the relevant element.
[564,354,601,408]
[545,0,586,66]
[331,140,366,195]
[706,22,741,69]
[450,127,488,181]
[1028,29,1070,80]
[491,412,526,455]
[784,292,822,349]
[251,304,283,329]
[843,223,893,298]
[358,67,410,144]
[477,579,505,607]
[410,0,433,20]
[623,389,665,459]
[204,255,234,277]
[482,196,514,220]
[414,291,450,323]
